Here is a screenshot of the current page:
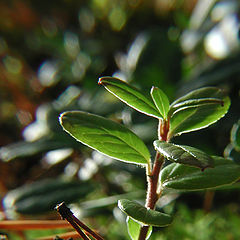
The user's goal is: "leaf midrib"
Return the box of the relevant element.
[100,126,148,162]
[106,83,160,118]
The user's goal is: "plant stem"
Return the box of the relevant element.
[138,152,164,240]
[138,119,169,240]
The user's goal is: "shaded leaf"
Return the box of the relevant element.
[3,179,95,215]
[160,156,240,191]
[224,143,240,165]
[127,217,152,240]
[168,87,230,137]
[150,86,170,119]
[118,199,172,227]
[0,134,77,162]
[154,141,214,169]
[60,111,150,165]
[98,77,162,118]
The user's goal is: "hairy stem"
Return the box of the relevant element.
[138,119,168,240]
[138,152,164,240]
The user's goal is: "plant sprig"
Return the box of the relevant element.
[59,77,239,240]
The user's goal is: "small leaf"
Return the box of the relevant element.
[168,87,231,138]
[150,86,170,119]
[127,217,152,240]
[118,199,172,227]
[60,111,150,165]
[98,77,162,118]
[160,156,240,191]
[154,141,214,169]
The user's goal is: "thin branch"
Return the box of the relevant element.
[55,202,104,240]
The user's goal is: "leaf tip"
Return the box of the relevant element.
[150,86,157,93]
[59,112,65,125]
[98,77,103,85]
[117,199,124,211]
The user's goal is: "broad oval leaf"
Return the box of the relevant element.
[154,141,214,169]
[98,77,162,118]
[60,111,150,165]
[127,217,152,240]
[150,87,170,119]
[118,199,172,227]
[168,87,230,138]
[160,156,240,191]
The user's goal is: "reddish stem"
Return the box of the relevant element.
[138,119,169,240]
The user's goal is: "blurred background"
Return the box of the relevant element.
[0,0,240,239]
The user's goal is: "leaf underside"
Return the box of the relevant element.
[118,199,172,227]
[127,217,152,240]
[60,111,150,165]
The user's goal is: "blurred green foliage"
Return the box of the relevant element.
[0,0,240,239]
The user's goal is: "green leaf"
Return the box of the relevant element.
[0,134,78,162]
[160,156,240,191]
[168,87,231,138]
[98,77,162,118]
[150,86,170,119]
[169,98,224,115]
[127,217,152,240]
[170,87,225,107]
[60,111,150,165]
[154,141,214,169]
[3,179,95,215]
[118,199,172,227]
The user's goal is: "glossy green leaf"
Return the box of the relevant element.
[168,87,230,138]
[169,98,224,115]
[98,77,162,118]
[160,156,240,191]
[171,87,225,106]
[127,217,152,240]
[154,141,214,169]
[60,111,150,165]
[118,199,172,227]
[150,86,170,119]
